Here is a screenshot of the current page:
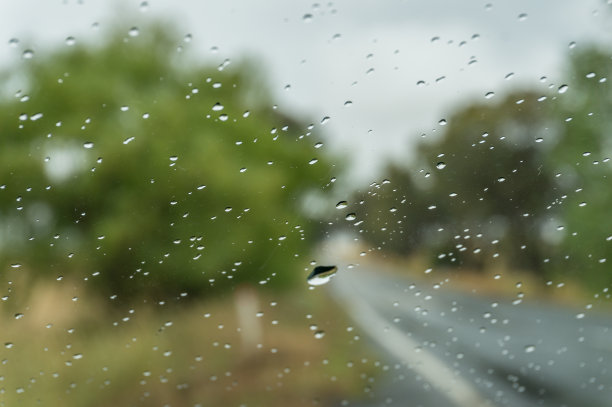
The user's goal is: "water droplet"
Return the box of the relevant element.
[83,142,94,149]
[10,263,21,268]
[485,91,495,99]
[22,49,34,59]
[14,313,24,320]
[184,33,192,43]
[320,116,330,125]
[73,353,83,360]
[212,102,224,111]
[239,167,247,173]
[128,27,140,37]
[314,142,323,149]
[169,156,178,162]
[308,158,318,165]
[436,162,446,170]
[558,84,568,94]
[65,36,76,46]
[336,201,348,209]
[524,345,536,353]
[497,177,506,183]
[575,312,585,319]
[345,213,356,221]
[518,13,528,21]
[8,38,19,48]
[314,330,325,339]
[307,265,338,286]
[344,100,353,107]
[120,105,129,112]
[438,119,447,126]
[5,342,14,349]
[139,1,149,12]
[416,80,426,87]
[303,13,313,23]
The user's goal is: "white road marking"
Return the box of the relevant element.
[335,278,492,407]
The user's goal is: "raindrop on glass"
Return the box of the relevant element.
[336,201,348,209]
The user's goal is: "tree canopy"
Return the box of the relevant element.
[0,24,333,300]
[347,44,612,290]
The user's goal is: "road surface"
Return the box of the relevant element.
[329,266,612,407]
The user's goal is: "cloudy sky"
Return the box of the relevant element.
[1,0,611,183]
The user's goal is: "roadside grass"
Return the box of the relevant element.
[0,272,379,407]
[337,244,610,308]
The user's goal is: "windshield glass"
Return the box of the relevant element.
[1,1,611,406]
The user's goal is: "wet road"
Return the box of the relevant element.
[330,267,612,407]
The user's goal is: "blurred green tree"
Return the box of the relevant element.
[350,93,559,273]
[350,45,612,292]
[415,93,558,271]
[548,45,612,288]
[0,23,332,300]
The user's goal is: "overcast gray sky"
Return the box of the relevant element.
[2,0,611,184]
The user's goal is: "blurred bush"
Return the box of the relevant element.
[0,23,332,300]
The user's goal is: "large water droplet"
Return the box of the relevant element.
[83,142,94,149]
[303,14,313,23]
[558,84,568,94]
[22,49,34,59]
[436,162,446,170]
[336,201,348,209]
[524,345,536,353]
[128,27,140,37]
[307,265,338,286]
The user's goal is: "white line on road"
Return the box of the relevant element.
[336,281,493,407]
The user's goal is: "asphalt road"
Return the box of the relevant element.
[329,266,612,407]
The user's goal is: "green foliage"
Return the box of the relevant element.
[354,94,558,271]
[350,45,612,291]
[547,45,612,288]
[0,24,332,300]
